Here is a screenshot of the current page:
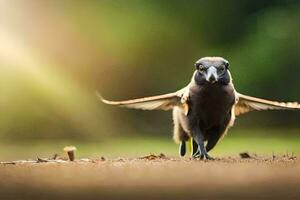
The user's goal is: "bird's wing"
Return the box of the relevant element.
[97,88,189,113]
[235,93,300,116]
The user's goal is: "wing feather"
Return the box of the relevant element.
[235,93,300,116]
[97,89,187,111]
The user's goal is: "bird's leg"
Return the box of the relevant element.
[193,129,214,160]
[179,141,186,157]
[190,138,200,157]
[193,134,206,160]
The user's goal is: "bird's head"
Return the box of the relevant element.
[194,57,231,85]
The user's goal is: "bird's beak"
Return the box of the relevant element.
[206,66,218,83]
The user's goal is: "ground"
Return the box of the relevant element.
[1,129,300,200]
[0,154,299,200]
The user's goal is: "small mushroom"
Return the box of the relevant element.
[63,146,77,161]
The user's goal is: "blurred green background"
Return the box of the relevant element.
[0,0,299,159]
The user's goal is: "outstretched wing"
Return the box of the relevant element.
[97,88,188,112]
[235,93,300,116]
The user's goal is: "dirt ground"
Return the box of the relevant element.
[0,154,299,200]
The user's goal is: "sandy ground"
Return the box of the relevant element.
[0,154,299,200]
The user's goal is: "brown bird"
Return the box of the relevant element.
[99,57,300,159]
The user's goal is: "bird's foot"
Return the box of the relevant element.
[192,151,214,160]
[192,150,201,159]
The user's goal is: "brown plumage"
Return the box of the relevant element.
[99,57,300,159]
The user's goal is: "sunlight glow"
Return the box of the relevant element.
[0,28,103,137]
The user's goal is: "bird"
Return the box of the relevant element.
[99,57,300,160]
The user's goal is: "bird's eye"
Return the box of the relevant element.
[198,65,206,72]
[219,65,226,72]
